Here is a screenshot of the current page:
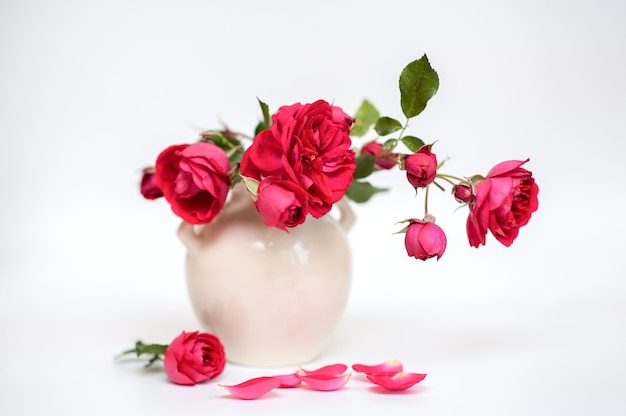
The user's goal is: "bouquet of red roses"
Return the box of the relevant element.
[140,55,539,261]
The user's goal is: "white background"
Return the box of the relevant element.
[1,0,625,414]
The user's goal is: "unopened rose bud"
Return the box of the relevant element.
[453,184,473,204]
[404,219,447,261]
[140,167,163,200]
[361,141,398,170]
[405,148,437,188]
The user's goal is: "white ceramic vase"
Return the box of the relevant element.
[177,183,354,367]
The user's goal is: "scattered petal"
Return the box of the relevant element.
[272,372,302,388]
[352,360,403,376]
[366,372,427,391]
[219,376,282,400]
[297,372,352,391]
[299,363,348,376]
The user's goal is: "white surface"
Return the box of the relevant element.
[1,0,625,414]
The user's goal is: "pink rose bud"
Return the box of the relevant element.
[361,141,398,170]
[404,218,447,261]
[405,147,437,188]
[452,184,473,204]
[163,331,226,385]
[140,167,163,200]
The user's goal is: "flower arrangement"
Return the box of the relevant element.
[140,55,539,260]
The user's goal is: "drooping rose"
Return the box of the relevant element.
[361,141,398,170]
[254,177,309,231]
[466,159,539,247]
[405,147,438,188]
[140,167,163,200]
[404,218,447,261]
[155,142,231,225]
[163,331,226,385]
[240,100,356,219]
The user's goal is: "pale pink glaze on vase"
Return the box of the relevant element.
[177,183,354,367]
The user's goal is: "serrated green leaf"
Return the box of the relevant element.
[401,136,425,152]
[351,99,380,137]
[257,97,271,131]
[374,116,403,136]
[345,181,388,203]
[381,138,398,152]
[354,154,376,179]
[399,54,439,119]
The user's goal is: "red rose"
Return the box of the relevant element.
[405,147,437,188]
[404,218,447,261]
[163,331,226,385]
[466,159,539,247]
[140,167,163,200]
[155,142,231,225]
[361,141,398,170]
[255,177,309,231]
[240,100,356,219]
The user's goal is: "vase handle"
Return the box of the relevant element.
[335,198,355,233]
[177,221,202,253]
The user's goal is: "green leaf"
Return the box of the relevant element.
[401,135,425,152]
[354,154,376,179]
[351,99,380,137]
[345,181,388,203]
[374,116,403,136]
[257,97,271,131]
[381,138,399,152]
[399,54,439,119]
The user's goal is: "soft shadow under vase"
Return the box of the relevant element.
[177,185,354,367]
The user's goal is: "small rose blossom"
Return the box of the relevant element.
[140,167,163,200]
[453,183,473,204]
[254,177,309,231]
[466,159,539,247]
[405,147,438,188]
[361,141,398,170]
[155,142,231,225]
[404,218,447,261]
[163,331,226,386]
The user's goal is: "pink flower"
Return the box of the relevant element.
[254,177,309,231]
[140,167,163,200]
[404,218,447,261]
[163,331,226,385]
[155,142,231,225]
[240,100,356,220]
[405,147,437,188]
[466,159,539,247]
[361,141,398,169]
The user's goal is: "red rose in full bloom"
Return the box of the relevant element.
[466,159,539,247]
[405,147,437,188]
[163,331,226,385]
[255,177,309,231]
[155,142,231,225]
[361,141,398,170]
[404,218,447,261]
[240,100,356,220]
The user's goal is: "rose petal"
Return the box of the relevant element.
[366,372,427,391]
[299,363,348,376]
[272,372,302,388]
[352,360,403,376]
[296,372,352,391]
[219,376,282,400]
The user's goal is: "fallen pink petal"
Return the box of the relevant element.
[352,360,404,376]
[299,363,348,376]
[272,372,302,388]
[219,376,282,400]
[366,372,427,391]
[296,372,352,391]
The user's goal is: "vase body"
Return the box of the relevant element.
[178,184,354,367]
